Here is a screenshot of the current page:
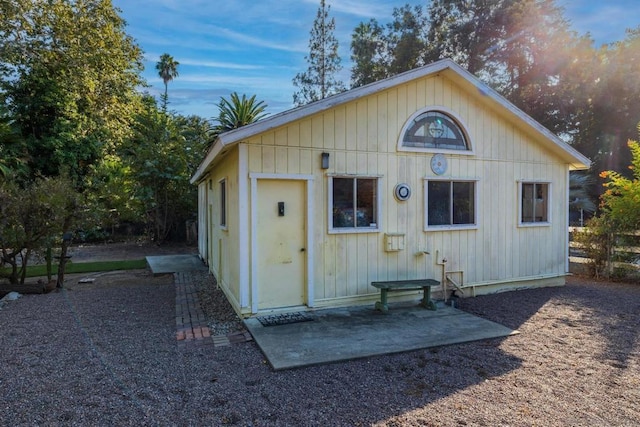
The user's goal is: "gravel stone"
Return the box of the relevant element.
[1,272,639,426]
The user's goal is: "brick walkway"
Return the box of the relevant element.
[174,271,251,350]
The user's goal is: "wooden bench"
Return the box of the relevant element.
[371,279,440,313]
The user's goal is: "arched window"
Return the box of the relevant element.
[401,111,469,151]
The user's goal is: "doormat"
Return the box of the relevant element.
[257,312,314,327]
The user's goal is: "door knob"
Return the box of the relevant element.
[300,248,306,252]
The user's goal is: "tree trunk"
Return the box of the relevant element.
[56,239,70,288]
[46,247,52,282]
[19,248,31,285]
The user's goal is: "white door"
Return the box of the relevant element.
[256,180,306,309]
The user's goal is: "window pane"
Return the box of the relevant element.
[428,181,451,226]
[521,183,534,222]
[356,179,376,227]
[403,111,468,150]
[332,178,354,228]
[521,183,548,223]
[453,182,474,224]
[220,180,226,226]
[534,184,548,222]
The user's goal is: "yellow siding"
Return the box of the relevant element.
[240,73,571,307]
[204,147,241,307]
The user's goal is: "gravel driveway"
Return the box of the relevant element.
[1,270,638,426]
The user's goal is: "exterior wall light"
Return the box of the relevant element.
[321,152,330,169]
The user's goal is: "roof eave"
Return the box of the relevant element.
[190,136,224,184]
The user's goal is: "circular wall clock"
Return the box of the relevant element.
[430,153,448,175]
[394,183,411,201]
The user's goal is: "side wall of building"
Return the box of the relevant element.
[203,147,243,309]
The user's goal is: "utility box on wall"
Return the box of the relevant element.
[384,233,405,252]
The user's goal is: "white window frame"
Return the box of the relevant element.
[328,175,382,234]
[423,177,479,231]
[398,106,475,155]
[219,177,228,230]
[518,181,551,227]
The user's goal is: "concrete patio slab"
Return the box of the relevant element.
[245,302,518,370]
[146,255,207,275]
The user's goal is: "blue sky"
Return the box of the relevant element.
[112,0,640,119]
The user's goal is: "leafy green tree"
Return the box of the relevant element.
[599,137,640,232]
[113,96,209,242]
[575,131,640,279]
[573,215,615,279]
[0,175,81,285]
[293,0,345,106]
[0,0,144,183]
[0,105,27,182]
[156,53,180,113]
[85,153,144,232]
[210,92,268,138]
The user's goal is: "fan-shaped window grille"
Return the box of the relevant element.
[402,111,468,150]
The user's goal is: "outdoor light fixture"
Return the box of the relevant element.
[321,152,330,169]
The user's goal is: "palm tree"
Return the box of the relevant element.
[210,92,268,139]
[569,172,596,226]
[155,53,179,112]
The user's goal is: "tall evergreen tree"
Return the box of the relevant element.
[292,0,345,106]
[385,5,429,76]
[156,53,180,113]
[577,28,640,185]
[425,0,510,74]
[350,20,386,88]
[350,4,429,87]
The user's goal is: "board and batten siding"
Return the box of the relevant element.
[241,73,569,305]
[206,147,244,309]
[197,181,208,261]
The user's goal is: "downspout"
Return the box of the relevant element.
[435,249,448,300]
[565,169,570,275]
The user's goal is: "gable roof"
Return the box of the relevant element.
[191,59,590,184]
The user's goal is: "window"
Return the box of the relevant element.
[425,180,476,229]
[402,111,469,151]
[520,182,549,224]
[330,177,379,232]
[219,179,227,227]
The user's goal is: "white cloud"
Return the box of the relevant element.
[144,54,268,71]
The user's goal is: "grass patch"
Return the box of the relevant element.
[2,259,148,278]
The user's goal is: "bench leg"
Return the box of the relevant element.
[375,289,389,313]
[420,286,437,311]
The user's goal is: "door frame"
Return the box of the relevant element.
[249,173,315,314]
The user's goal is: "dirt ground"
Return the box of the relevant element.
[67,240,198,262]
[63,241,197,289]
[1,241,197,296]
